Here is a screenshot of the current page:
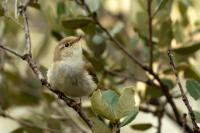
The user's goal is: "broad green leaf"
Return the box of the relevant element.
[62,17,95,34]
[0,6,4,16]
[130,0,148,37]
[184,66,200,83]
[92,35,104,45]
[162,78,174,89]
[131,123,153,131]
[28,1,41,9]
[102,90,119,108]
[173,42,200,55]
[153,0,169,16]
[173,21,184,43]
[156,17,173,46]
[85,0,100,12]
[193,111,200,123]
[91,117,112,133]
[91,90,116,121]
[120,107,139,127]
[145,85,163,98]
[178,1,189,26]
[111,21,124,36]
[62,17,93,29]
[11,128,24,133]
[81,22,96,35]
[51,30,63,41]
[57,1,66,17]
[91,88,137,121]
[186,79,200,100]
[130,34,140,48]
[116,88,135,119]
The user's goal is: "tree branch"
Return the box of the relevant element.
[0,1,93,129]
[147,0,153,69]
[168,50,200,133]
[72,0,190,131]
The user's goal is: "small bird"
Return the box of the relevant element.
[47,36,98,98]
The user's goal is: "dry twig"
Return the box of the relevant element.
[168,50,200,133]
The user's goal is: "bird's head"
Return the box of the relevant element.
[54,36,82,62]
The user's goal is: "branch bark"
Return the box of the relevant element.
[168,50,200,133]
[147,0,153,69]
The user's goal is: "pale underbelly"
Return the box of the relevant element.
[47,64,96,97]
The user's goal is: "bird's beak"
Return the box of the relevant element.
[71,35,82,45]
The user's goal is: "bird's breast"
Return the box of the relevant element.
[47,60,96,97]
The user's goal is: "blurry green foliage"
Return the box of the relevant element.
[1,0,200,132]
[131,123,153,131]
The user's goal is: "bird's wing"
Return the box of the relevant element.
[84,61,98,84]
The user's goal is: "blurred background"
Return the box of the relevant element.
[0,0,200,133]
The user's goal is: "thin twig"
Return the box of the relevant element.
[0,111,63,133]
[0,44,24,58]
[147,0,153,69]
[74,0,149,71]
[183,113,187,133]
[72,0,190,132]
[165,110,193,133]
[168,50,200,133]
[152,0,166,18]
[104,69,159,88]
[56,100,87,133]
[156,102,166,133]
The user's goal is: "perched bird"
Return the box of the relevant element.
[47,36,98,97]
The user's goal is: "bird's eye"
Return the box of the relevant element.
[64,43,69,47]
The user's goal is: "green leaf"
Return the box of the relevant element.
[91,90,117,121]
[102,90,119,108]
[130,0,148,37]
[85,0,100,12]
[28,1,41,9]
[0,6,4,16]
[81,21,96,35]
[120,107,139,127]
[91,117,112,133]
[145,85,163,98]
[173,42,200,55]
[51,30,63,41]
[111,21,124,36]
[11,128,24,133]
[130,34,140,48]
[131,123,153,131]
[91,88,137,121]
[153,0,169,16]
[116,88,135,119]
[62,17,95,34]
[193,111,200,123]
[156,17,173,46]
[57,1,66,17]
[62,17,93,29]
[186,79,200,100]
[162,78,174,89]
[184,66,200,83]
